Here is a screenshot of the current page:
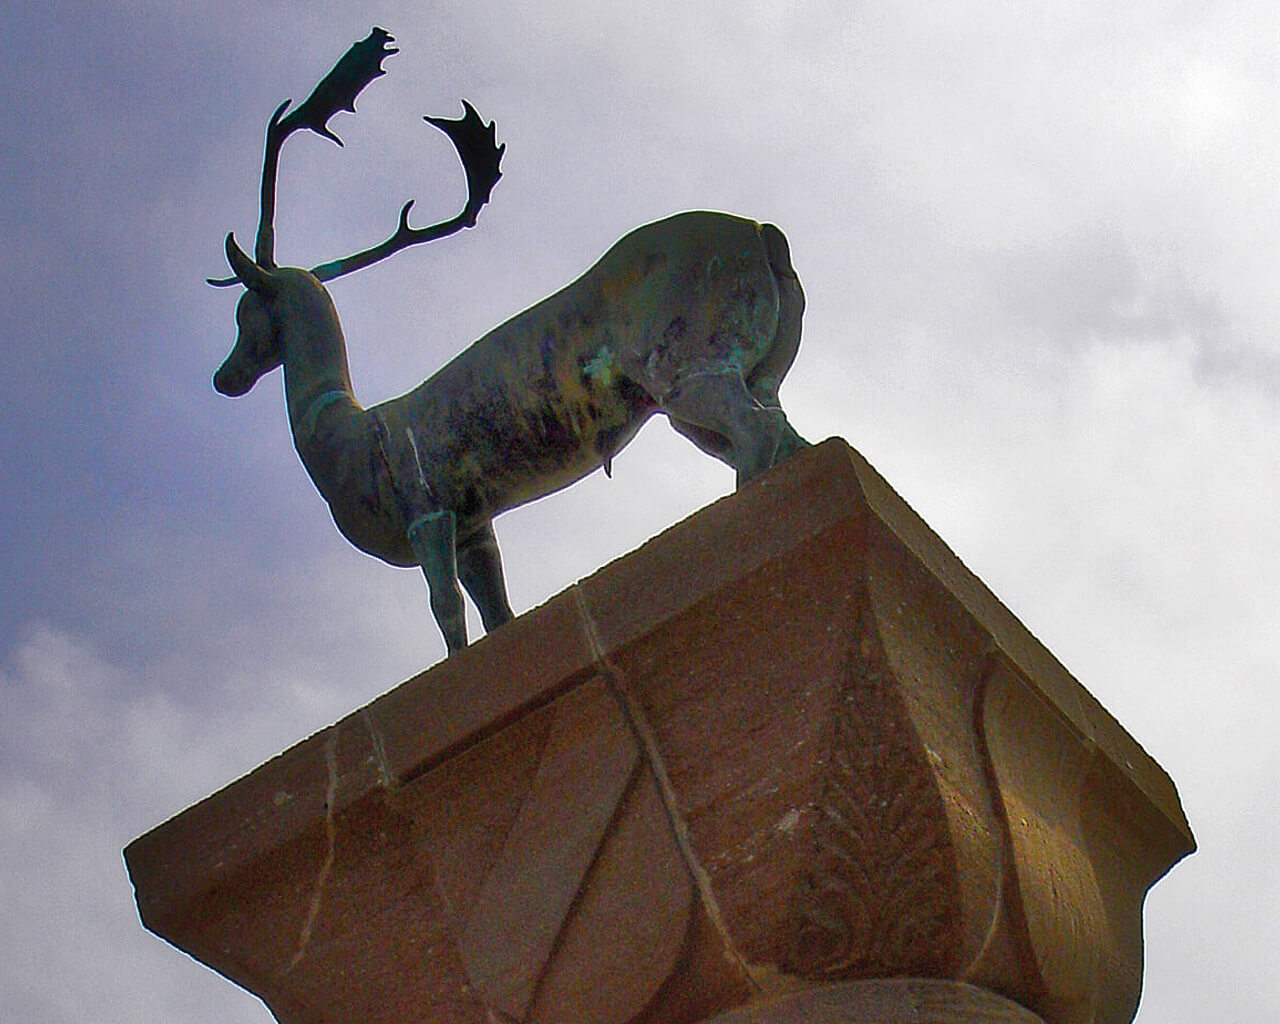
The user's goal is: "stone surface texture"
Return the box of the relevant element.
[125,438,1194,1024]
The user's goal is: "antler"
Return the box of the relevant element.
[210,29,503,289]
[256,27,399,268]
[310,101,504,282]
[210,27,399,287]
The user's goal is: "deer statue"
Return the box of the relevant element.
[213,28,809,655]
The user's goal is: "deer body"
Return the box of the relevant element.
[214,30,807,654]
[365,211,797,544]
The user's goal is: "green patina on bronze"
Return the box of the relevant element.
[211,28,809,655]
[293,388,350,449]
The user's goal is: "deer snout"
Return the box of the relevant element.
[213,357,254,397]
[214,322,280,397]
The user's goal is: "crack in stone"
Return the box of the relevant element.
[569,585,760,995]
[361,708,393,790]
[287,728,340,974]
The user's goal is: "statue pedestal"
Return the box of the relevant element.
[125,439,1193,1024]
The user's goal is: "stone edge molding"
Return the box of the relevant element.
[125,438,1195,1024]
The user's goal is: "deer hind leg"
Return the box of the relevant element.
[668,417,733,463]
[744,222,808,463]
[660,367,795,486]
[456,519,515,633]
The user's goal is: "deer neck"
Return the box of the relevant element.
[279,282,364,464]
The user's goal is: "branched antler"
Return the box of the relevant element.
[426,101,505,227]
[256,27,399,267]
[210,28,503,289]
[310,102,504,282]
[277,26,398,148]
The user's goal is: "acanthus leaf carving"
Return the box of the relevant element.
[785,588,960,979]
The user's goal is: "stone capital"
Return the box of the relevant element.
[126,439,1194,1024]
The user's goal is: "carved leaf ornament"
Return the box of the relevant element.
[787,592,960,978]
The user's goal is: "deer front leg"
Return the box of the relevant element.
[373,412,468,654]
[457,520,515,633]
[407,510,468,654]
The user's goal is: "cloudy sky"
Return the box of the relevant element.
[2,2,1276,1020]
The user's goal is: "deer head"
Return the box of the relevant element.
[211,27,504,398]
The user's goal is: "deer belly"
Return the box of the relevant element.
[475,364,655,510]
[387,347,653,522]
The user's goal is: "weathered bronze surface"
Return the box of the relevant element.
[212,29,808,653]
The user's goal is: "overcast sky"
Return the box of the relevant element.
[2,2,1275,1021]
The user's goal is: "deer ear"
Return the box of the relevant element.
[225,233,280,296]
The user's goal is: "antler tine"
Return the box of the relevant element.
[253,98,296,268]
[206,102,293,287]
[310,101,504,283]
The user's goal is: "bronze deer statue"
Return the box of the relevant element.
[213,28,809,654]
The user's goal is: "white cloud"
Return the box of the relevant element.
[0,624,277,1022]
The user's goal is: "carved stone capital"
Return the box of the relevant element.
[126,439,1193,1024]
